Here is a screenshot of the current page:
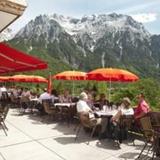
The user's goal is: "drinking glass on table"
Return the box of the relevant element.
[103,105,108,112]
[112,104,117,111]
[108,106,113,112]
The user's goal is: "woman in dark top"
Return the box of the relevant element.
[96,93,109,110]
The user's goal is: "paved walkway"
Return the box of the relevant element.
[0,109,154,160]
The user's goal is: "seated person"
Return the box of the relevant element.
[59,90,72,103]
[111,97,134,123]
[37,88,51,115]
[50,89,59,104]
[20,88,31,103]
[86,93,94,109]
[20,88,31,110]
[21,88,31,99]
[96,93,109,110]
[77,92,107,138]
[11,87,17,98]
[77,92,93,114]
[109,101,118,110]
[39,88,51,103]
[0,91,9,111]
[77,92,96,131]
[111,97,134,144]
[0,85,7,100]
[50,89,58,97]
[133,93,151,131]
[134,93,151,120]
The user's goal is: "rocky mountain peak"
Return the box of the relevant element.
[15,13,150,42]
[15,14,65,45]
[8,13,160,79]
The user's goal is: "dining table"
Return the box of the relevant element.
[54,103,77,125]
[94,109,117,138]
[94,110,118,118]
[54,103,76,108]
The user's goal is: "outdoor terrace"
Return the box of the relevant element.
[0,109,157,160]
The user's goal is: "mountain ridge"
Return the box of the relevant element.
[6,13,160,79]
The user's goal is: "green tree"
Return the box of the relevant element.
[97,82,108,96]
[112,78,160,110]
[56,82,65,95]
[85,81,93,91]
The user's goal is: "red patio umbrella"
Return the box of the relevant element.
[0,43,48,74]
[53,71,87,95]
[53,71,87,80]
[9,75,48,83]
[87,68,139,82]
[87,68,139,100]
[0,76,10,82]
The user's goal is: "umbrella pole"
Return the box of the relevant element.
[109,79,111,102]
[72,80,75,97]
[72,70,75,97]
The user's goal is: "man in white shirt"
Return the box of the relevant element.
[77,92,108,138]
[0,85,7,99]
[39,88,51,104]
[34,88,51,115]
[77,92,92,113]
[0,85,7,92]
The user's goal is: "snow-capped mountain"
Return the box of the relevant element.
[50,13,150,41]
[16,15,65,43]
[16,13,151,52]
[10,13,160,78]
[49,13,150,52]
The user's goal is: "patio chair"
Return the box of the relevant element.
[10,94,19,108]
[109,115,134,147]
[152,131,160,158]
[149,112,160,132]
[119,115,135,141]
[0,92,9,108]
[137,116,156,159]
[75,112,101,142]
[0,105,9,136]
[20,96,30,113]
[56,105,71,126]
[149,112,160,158]
[73,113,80,131]
[42,101,57,121]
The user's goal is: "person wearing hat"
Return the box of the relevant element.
[110,97,134,146]
[111,97,134,122]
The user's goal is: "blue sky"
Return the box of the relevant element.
[10,0,160,34]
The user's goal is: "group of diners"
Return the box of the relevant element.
[76,92,160,158]
[0,87,68,107]
[0,85,155,129]
[0,84,150,119]
[1,85,113,113]
[76,91,151,143]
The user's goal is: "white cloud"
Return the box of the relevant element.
[130,13,157,23]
